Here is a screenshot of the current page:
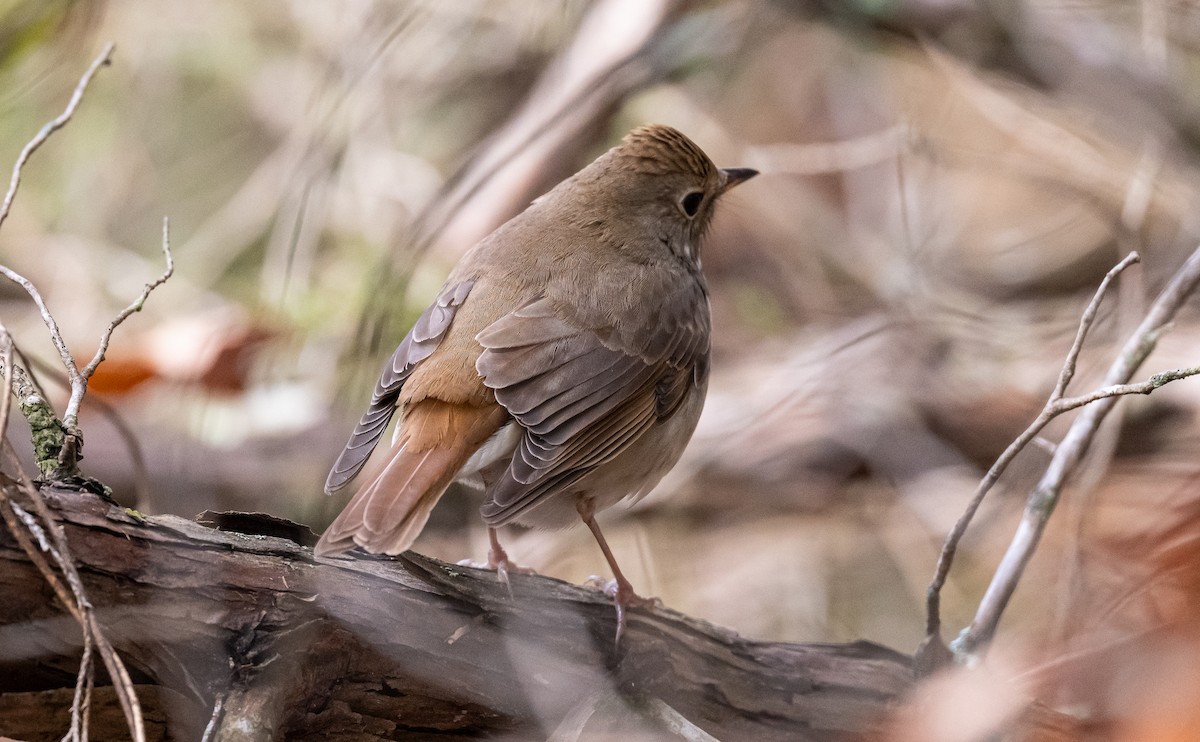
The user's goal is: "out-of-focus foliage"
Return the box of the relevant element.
[5,5,1200,733]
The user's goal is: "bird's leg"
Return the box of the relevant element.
[457,527,536,592]
[486,527,536,586]
[576,495,653,645]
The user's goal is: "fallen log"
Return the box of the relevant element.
[0,489,911,740]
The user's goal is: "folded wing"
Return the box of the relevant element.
[324,280,475,494]
[475,292,708,524]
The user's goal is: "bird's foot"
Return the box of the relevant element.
[585,575,663,607]
[458,531,537,596]
[488,553,538,587]
[455,555,537,584]
[584,575,661,645]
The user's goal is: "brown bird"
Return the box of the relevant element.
[317,124,755,640]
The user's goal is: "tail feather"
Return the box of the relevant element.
[315,401,506,557]
[361,447,440,529]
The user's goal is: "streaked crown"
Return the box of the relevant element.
[611,124,719,182]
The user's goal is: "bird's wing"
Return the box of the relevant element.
[475,288,709,523]
[324,280,475,494]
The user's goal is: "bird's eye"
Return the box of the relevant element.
[680,191,704,218]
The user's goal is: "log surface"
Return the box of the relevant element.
[0,489,912,740]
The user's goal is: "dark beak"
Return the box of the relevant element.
[719,167,758,193]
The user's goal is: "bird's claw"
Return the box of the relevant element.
[457,553,537,597]
[585,576,662,608]
[583,575,661,646]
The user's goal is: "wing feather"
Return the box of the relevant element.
[324,280,474,494]
[475,289,708,524]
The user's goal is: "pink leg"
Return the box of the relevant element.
[576,495,648,645]
[486,527,535,586]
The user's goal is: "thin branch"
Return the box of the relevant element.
[64,623,94,742]
[1,218,173,479]
[0,349,144,742]
[922,252,1140,646]
[0,485,80,618]
[86,611,143,742]
[1052,252,1142,399]
[79,217,175,381]
[957,243,1200,655]
[0,327,14,457]
[64,217,174,427]
[0,44,146,740]
[0,43,114,232]
[0,323,80,621]
[0,42,146,478]
[0,264,82,387]
[0,454,145,742]
[1051,365,1200,412]
[0,40,112,465]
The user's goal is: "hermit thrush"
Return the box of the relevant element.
[318,124,755,641]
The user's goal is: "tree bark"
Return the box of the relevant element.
[0,489,911,741]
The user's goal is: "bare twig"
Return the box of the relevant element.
[922,252,1141,650]
[0,42,138,480]
[0,219,173,477]
[65,623,95,742]
[0,491,79,621]
[1051,366,1200,411]
[64,217,174,428]
[1050,155,1157,643]
[0,264,82,391]
[85,611,143,742]
[954,243,1200,656]
[0,454,146,742]
[1053,253,1143,399]
[0,43,150,742]
[0,327,79,626]
[921,248,1200,672]
[0,44,114,232]
[0,327,14,454]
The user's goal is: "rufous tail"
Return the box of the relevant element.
[315,400,506,557]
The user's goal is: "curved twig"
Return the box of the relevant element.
[923,252,1141,649]
[64,218,174,428]
[954,243,1200,655]
[0,44,114,232]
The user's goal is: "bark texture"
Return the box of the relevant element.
[0,489,912,740]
